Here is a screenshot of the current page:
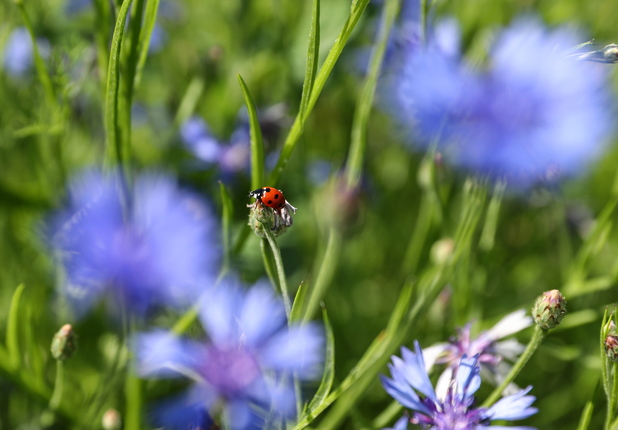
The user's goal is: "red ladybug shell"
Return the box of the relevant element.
[250,187,287,210]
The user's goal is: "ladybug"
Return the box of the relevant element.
[248,186,297,229]
[249,186,287,210]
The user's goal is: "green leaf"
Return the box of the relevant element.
[576,401,593,430]
[299,307,335,425]
[219,181,234,273]
[237,74,265,190]
[268,0,371,186]
[299,0,320,122]
[134,0,161,89]
[344,0,399,188]
[6,284,25,369]
[290,282,309,323]
[104,0,134,169]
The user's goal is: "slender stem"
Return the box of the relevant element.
[482,325,548,408]
[344,0,399,188]
[48,361,64,412]
[303,228,341,322]
[124,318,142,430]
[577,401,594,430]
[607,363,618,430]
[263,230,292,318]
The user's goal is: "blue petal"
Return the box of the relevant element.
[238,281,287,347]
[258,323,324,379]
[455,354,481,400]
[225,399,266,430]
[148,385,217,430]
[198,281,243,345]
[134,330,204,379]
[484,386,538,421]
[398,341,438,403]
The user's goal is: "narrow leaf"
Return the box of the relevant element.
[290,282,309,323]
[576,401,593,430]
[6,284,26,369]
[345,0,400,188]
[134,0,161,89]
[219,181,234,273]
[104,0,134,168]
[237,74,265,190]
[305,307,335,418]
[299,0,321,122]
[268,0,371,185]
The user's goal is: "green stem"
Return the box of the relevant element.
[268,0,370,185]
[48,361,64,412]
[577,401,594,430]
[303,228,341,322]
[344,0,399,188]
[124,318,142,430]
[612,366,618,429]
[482,325,548,408]
[16,2,56,106]
[263,229,292,319]
[420,0,429,44]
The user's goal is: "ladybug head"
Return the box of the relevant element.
[249,188,265,199]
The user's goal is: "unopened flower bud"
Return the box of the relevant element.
[532,290,567,330]
[102,409,122,430]
[50,324,77,361]
[247,200,290,237]
[605,335,618,363]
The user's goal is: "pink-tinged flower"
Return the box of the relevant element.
[380,341,538,429]
[423,310,532,397]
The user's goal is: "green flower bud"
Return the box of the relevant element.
[50,324,77,361]
[247,201,290,237]
[532,290,567,330]
[605,335,618,363]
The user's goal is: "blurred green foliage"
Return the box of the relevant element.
[1,0,618,429]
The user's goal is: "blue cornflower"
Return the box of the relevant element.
[180,116,250,175]
[135,280,324,429]
[384,17,615,189]
[2,27,49,77]
[49,170,219,316]
[380,341,538,429]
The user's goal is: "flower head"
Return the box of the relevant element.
[180,116,250,175]
[424,310,532,395]
[3,27,50,78]
[532,290,567,330]
[383,17,615,189]
[381,341,537,429]
[135,280,324,429]
[49,170,219,316]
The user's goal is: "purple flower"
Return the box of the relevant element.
[384,16,615,189]
[135,280,324,429]
[3,27,50,77]
[380,341,538,429]
[49,170,219,316]
[423,310,532,396]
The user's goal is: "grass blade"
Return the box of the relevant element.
[134,0,161,89]
[268,0,371,185]
[299,0,321,122]
[219,181,234,274]
[237,74,265,190]
[290,282,309,323]
[6,284,26,369]
[303,307,335,419]
[105,0,134,169]
[345,0,400,188]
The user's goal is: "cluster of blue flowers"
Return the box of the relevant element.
[381,1,615,189]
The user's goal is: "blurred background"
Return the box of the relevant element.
[1,0,618,428]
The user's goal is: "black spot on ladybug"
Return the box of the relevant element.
[265,188,271,192]
[274,194,279,199]
[268,200,273,204]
